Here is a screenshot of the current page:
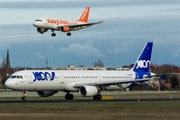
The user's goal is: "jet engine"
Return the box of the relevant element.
[79,86,98,97]
[37,28,48,34]
[37,91,58,97]
[61,26,70,32]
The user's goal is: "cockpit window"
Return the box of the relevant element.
[35,19,42,22]
[10,75,23,79]
[11,76,16,78]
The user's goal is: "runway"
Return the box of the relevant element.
[0,98,180,104]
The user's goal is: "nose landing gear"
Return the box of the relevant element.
[21,91,27,101]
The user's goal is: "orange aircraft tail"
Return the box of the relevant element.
[78,6,90,23]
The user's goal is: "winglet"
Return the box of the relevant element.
[78,6,90,23]
[131,42,153,72]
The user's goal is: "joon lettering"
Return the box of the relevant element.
[33,72,55,82]
[136,60,150,69]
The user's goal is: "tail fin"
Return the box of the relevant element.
[131,42,153,72]
[78,6,90,23]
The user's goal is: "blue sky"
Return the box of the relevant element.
[1,0,180,68]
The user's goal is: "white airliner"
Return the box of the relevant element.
[5,42,154,101]
[33,6,104,37]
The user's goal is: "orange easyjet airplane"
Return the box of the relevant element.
[33,6,104,37]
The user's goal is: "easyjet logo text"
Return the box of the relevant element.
[33,72,55,82]
[47,19,78,25]
[136,60,150,69]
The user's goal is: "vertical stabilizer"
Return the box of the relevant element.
[78,6,90,23]
[131,42,153,72]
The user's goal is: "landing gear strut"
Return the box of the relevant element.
[65,93,74,100]
[21,91,27,101]
[51,30,56,37]
[93,94,102,100]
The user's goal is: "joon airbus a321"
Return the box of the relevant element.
[5,42,155,101]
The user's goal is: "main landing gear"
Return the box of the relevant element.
[64,93,102,100]
[65,92,74,100]
[67,32,71,36]
[21,91,27,101]
[51,32,71,37]
[51,30,56,37]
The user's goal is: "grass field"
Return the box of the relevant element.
[0,85,4,89]
[0,102,180,120]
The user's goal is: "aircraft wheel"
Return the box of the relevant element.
[69,94,74,100]
[51,33,56,37]
[93,94,102,100]
[21,96,27,101]
[67,32,71,36]
[65,94,74,100]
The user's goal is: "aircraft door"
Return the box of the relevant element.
[27,72,38,90]
[59,73,64,84]
[24,73,34,84]
[97,74,102,83]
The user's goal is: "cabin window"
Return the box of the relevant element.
[36,19,42,22]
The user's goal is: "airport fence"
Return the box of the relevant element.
[0,89,180,98]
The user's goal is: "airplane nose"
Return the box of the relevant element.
[33,22,37,27]
[5,79,14,89]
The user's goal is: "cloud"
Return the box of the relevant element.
[34,52,44,59]
[0,1,180,67]
[58,43,105,58]
[108,47,129,55]
[0,0,180,9]
[172,48,180,58]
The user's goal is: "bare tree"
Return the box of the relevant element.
[94,60,104,67]
[1,57,8,86]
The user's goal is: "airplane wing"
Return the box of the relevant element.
[74,78,151,88]
[57,20,104,29]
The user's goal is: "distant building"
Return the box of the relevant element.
[51,65,130,71]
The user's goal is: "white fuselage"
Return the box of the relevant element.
[5,70,136,91]
[33,18,87,31]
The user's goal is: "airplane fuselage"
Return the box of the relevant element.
[5,42,154,101]
[33,18,87,31]
[32,7,103,37]
[6,70,142,91]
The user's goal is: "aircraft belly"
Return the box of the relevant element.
[70,26,89,31]
[103,85,122,91]
[64,82,79,92]
[104,83,131,91]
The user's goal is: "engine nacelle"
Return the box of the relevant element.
[37,28,48,34]
[37,91,58,97]
[79,86,98,97]
[61,26,70,32]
